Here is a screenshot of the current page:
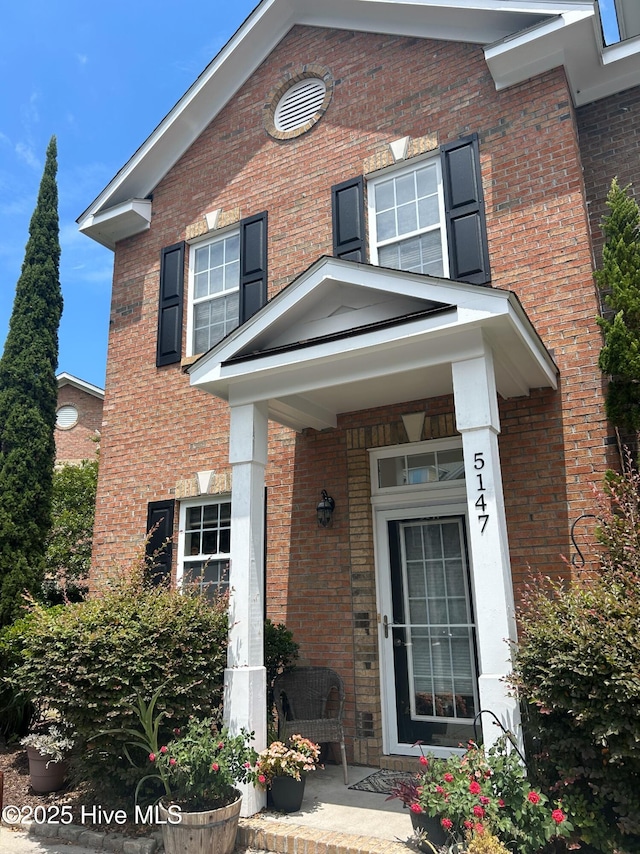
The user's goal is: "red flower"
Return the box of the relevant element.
[419,755,429,766]
[464,820,474,830]
[473,805,485,818]
[441,818,453,831]
[435,785,445,795]
[498,799,505,808]
[160,746,168,754]
[258,774,266,784]
[218,741,224,750]
[443,773,454,783]
[169,758,176,766]
[148,753,156,762]
[410,803,423,814]
[211,762,220,772]
[474,823,485,835]
[480,796,490,805]
[528,791,541,804]
[552,809,566,824]
[172,728,181,735]
[469,781,481,795]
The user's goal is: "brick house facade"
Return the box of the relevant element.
[55,373,103,465]
[79,0,640,812]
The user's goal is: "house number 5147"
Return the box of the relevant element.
[473,452,489,533]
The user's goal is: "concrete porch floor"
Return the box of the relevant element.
[238,763,415,854]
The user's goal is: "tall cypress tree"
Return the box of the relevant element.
[596,178,640,445]
[0,136,63,626]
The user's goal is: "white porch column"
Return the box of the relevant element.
[451,344,521,749]
[225,401,268,816]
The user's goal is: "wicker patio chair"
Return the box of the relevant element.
[273,666,348,785]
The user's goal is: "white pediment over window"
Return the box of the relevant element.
[189,257,557,432]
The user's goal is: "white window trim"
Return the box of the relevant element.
[370,437,465,506]
[176,495,232,593]
[367,151,449,278]
[186,227,240,357]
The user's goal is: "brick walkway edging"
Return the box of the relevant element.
[3,815,411,854]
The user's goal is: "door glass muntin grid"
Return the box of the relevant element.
[400,517,478,723]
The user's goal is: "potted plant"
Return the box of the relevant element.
[20,724,74,793]
[389,737,574,853]
[255,734,321,813]
[100,686,258,854]
[135,715,257,854]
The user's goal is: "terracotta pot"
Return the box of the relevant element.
[26,747,67,793]
[158,791,242,854]
[270,775,306,812]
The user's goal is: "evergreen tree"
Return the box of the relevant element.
[596,178,640,441]
[0,136,63,626]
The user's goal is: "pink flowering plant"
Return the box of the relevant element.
[390,737,573,853]
[99,685,258,811]
[147,716,258,811]
[255,735,321,788]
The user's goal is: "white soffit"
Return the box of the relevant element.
[77,0,603,249]
[189,258,558,431]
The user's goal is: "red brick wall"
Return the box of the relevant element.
[577,85,640,265]
[93,26,613,754]
[55,385,103,464]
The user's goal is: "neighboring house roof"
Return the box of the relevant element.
[188,256,558,432]
[57,372,105,400]
[77,0,640,251]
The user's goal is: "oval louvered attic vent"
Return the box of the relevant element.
[274,78,327,133]
[56,404,78,429]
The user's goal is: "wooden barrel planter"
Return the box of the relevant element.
[158,792,242,854]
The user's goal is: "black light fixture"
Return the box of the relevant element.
[316,489,335,528]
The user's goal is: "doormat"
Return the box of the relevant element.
[348,769,416,794]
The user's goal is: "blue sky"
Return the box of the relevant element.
[0,2,622,391]
[0,0,257,390]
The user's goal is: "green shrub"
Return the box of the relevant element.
[512,461,640,853]
[0,612,40,738]
[264,618,299,703]
[10,566,228,800]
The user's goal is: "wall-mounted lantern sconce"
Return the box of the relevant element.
[316,490,335,528]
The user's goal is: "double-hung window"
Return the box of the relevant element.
[368,156,448,277]
[178,498,231,597]
[188,231,240,356]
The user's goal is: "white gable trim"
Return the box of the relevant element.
[189,258,557,431]
[77,0,619,251]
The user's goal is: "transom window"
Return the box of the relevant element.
[189,232,240,355]
[377,447,464,490]
[178,498,231,597]
[368,157,448,277]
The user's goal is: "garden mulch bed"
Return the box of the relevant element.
[0,739,152,839]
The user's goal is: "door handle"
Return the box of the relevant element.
[383,614,388,638]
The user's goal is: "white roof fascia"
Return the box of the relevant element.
[57,373,105,399]
[78,199,152,251]
[78,0,583,249]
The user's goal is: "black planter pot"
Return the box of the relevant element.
[410,810,448,849]
[270,775,306,813]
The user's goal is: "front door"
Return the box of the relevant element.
[386,515,479,751]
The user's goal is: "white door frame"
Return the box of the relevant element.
[370,438,471,758]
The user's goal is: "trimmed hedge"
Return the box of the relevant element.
[11,571,228,799]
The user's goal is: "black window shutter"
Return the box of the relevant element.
[156,242,185,366]
[441,134,491,285]
[239,211,268,324]
[145,500,175,586]
[332,176,365,261]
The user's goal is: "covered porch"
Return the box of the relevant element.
[189,256,558,816]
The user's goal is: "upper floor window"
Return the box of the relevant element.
[368,156,448,278]
[188,231,240,356]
